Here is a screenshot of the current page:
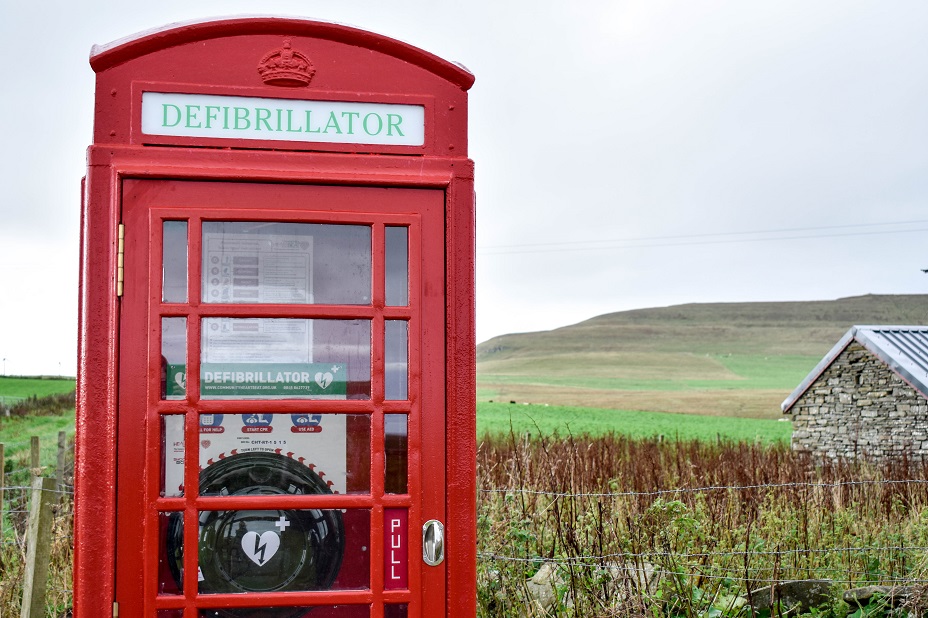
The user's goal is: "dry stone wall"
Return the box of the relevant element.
[788,342,928,460]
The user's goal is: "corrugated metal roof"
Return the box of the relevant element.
[782,325,928,413]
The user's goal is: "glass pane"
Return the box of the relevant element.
[199,606,369,618]
[384,604,408,618]
[384,227,408,307]
[198,415,371,494]
[383,509,408,590]
[162,415,185,497]
[384,415,407,495]
[184,508,370,594]
[160,512,183,595]
[156,610,184,618]
[161,317,187,400]
[202,222,371,305]
[163,221,188,303]
[384,321,407,401]
[200,318,371,400]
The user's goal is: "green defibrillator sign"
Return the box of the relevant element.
[165,363,347,399]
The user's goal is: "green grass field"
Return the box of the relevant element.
[0,410,75,470]
[477,401,792,443]
[0,376,76,399]
[0,376,76,468]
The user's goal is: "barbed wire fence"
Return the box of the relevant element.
[1,434,74,618]
[474,435,928,616]
[5,431,928,616]
[477,481,928,583]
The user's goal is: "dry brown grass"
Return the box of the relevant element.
[480,383,788,419]
[477,433,928,616]
[478,352,740,381]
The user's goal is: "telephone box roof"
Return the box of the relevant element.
[782,325,928,413]
[89,15,475,89]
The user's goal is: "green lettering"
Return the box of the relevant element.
[306,109,322,133]
[324,112,343,134]
[223,107,231,130]
[363,113,383,136]
[234,107,250,130]
[341,112,360,134]
[286,110,303,132]
[204,106,221,129]
[185,105,201,128]
[162,104,182,127]
[255,108,272,131]
[305,110,321,133]
[387,114,405,137]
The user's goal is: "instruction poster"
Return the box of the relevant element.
[202,230,313,304]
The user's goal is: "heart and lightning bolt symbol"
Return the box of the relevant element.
[242,531,281,566]
[240,516,289,566]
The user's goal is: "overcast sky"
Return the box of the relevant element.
[1,0,927,376]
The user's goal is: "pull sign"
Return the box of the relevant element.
[422,519,445,566]
[384,508,408,589]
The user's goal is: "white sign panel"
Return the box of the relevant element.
[141,92,425,146]
[164,413,347,496]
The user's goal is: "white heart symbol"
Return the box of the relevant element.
[315,372,334,389]
[174,372,186,390]
[241,531,280,567]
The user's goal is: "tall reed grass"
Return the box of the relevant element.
[4,430,928,616]
[477,433,928,616]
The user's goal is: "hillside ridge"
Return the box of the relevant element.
[478,294,928,361]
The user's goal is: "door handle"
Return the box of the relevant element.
[422,519,445,566]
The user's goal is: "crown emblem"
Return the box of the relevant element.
[257,39,315,87]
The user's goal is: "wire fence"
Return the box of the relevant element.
[1,433,74,618]
[474,435,928,615]
[6,432,928,616]
[476,481,928,581]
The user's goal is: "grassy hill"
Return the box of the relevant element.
[477,294,928,419]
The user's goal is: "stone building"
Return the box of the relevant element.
[782,326,928,460]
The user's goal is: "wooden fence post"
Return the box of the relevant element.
[20,476,56,618]
[30,436,40,475]
[56,431,66,495]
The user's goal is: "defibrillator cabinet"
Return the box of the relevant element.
[75,17,475,618]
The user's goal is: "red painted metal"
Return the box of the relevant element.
[77,17,475,618]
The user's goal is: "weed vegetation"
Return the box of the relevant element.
[0,388,75,616]
[0,414,925,616]
[477,432,928,617]
[0,486,72,617]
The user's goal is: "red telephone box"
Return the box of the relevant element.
[76,17,475,618]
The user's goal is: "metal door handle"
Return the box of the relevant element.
[422,519,445,566]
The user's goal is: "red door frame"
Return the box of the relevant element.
[77,146,475,616]
[115,179,445,615]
